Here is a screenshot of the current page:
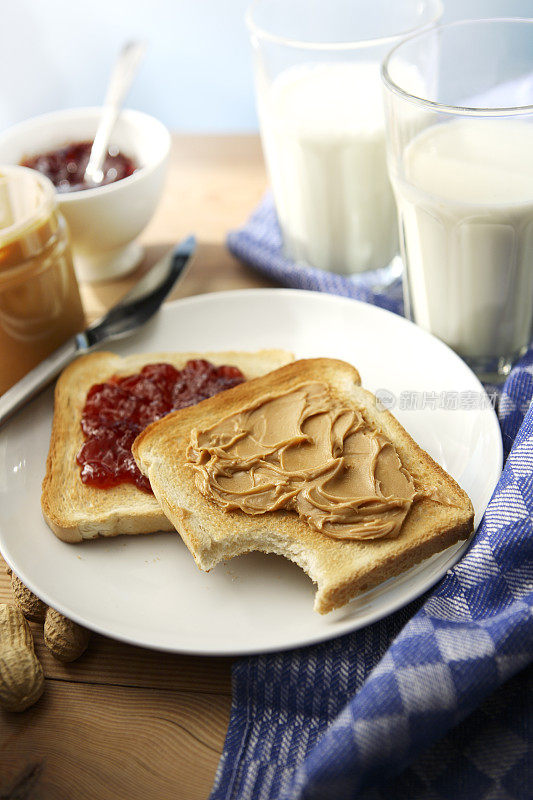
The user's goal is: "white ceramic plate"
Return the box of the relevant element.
[0,289,502,655]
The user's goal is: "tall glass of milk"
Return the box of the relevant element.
[247,0,442,275]
[383,19,533,381]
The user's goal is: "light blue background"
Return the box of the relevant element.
[1,0,531,132]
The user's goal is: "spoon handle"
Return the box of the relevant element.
[85,40,147,185]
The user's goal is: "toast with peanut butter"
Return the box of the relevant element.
[132,358,474,614]
[41,349,294,543]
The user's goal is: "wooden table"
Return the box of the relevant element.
[0,135,278,800]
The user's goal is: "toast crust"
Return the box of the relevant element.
[133,358,475,614]
[41,349,294,542]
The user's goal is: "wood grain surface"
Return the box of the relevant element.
[0,135,276,800]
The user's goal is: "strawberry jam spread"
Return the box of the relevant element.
[76,360,245,493]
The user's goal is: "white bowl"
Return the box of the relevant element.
[0,108,171,282]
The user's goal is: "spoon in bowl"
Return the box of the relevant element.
[84,40,147,187]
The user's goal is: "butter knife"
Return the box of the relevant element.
[0,235,196,428]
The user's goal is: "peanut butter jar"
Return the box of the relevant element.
[0,166,84,394]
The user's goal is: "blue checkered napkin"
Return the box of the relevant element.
[211,207,533,800]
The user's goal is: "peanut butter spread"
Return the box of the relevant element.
[187,382,424,541]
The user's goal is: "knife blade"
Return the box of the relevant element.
[0,235,196,428]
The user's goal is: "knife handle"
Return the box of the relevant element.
[0,337,83,429]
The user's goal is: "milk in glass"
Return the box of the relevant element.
[257,62,398,274]
[393,119,533,360]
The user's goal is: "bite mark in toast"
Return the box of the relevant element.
[132,359,475,614]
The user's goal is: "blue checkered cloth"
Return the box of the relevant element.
[211,196,533,800]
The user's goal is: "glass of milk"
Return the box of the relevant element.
[246,0,442,276]
[383,19,533,382]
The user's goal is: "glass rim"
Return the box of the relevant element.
[0,165,56,246]
[382,17,533,116]
[246,0,443,52]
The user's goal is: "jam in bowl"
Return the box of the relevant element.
[21,141,138,193]
[0,107,171,282]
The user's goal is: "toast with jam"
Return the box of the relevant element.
[41,350,293,542]
[132,358,474,614]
